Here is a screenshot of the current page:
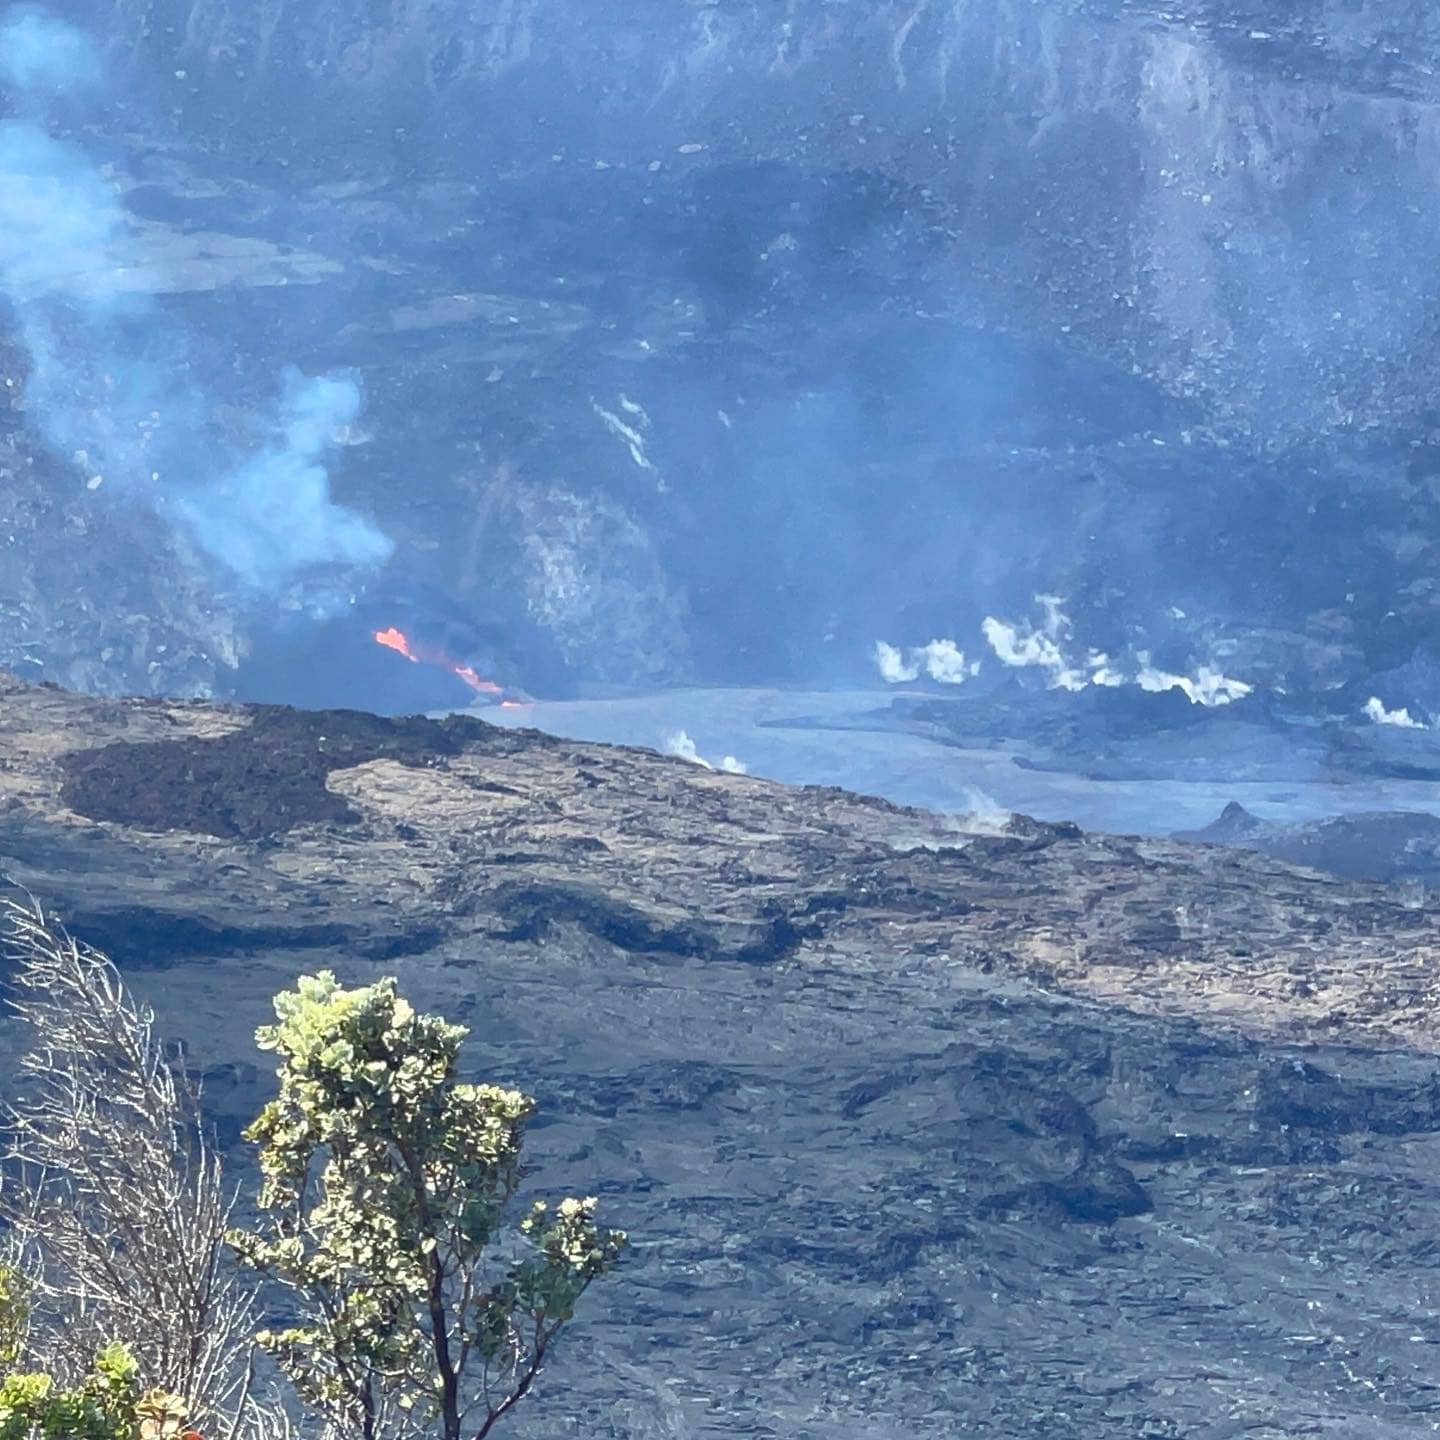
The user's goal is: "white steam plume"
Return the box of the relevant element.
[1135,656,1253,706]
[981,604,1089,692]
[914,639,977,685]
[888,789,1016,853]
[953,787,1013,835]
[874,639,979,686]
[664,731,748,774]
[982,596,1253,707]
[1363,696,1426,730]
[980,616,1068,674]
[874,641,920,684]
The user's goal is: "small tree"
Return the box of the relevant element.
[0,898,272,1439]
[227,973,625,1440]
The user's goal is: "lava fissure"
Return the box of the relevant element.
[374,625,520,702]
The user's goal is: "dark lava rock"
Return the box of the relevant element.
[1039,1158,1154,1223]
[1179,803,1440,884]
[9,674,1440,1436]
[59,706,506,840]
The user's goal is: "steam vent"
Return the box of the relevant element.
[4,3,1440,1437]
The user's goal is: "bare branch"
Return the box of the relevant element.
[0,894,264,1434]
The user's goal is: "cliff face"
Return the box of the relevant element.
[8,2,1440,713]
[103,0,1440,445]
[5,671,1440,1435]
[0,0,1414,710]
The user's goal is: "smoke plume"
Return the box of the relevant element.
[0,6,392,607]
[0,4,95,92]
[174,369,390,593]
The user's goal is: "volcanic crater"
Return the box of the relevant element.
[2,672,1440,1436]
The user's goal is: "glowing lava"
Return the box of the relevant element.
[373,626,504,697]
[374,626,417,661]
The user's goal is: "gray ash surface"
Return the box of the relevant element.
[3,672,1440,1437]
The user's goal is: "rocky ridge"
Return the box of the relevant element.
[3,672,1440,1435]
[1178,802,1440,886]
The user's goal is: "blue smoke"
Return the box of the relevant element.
[0,126,119,299]
[0,5,97,94]
[178,369,391,592]
[0,5,393,603]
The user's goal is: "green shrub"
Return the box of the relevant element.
[0,1330,196,1440]
[1,902,625,1439]
[227,972,625,1440]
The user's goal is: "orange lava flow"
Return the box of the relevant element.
[452,664,504,697]
[374,626,417,661]
[373,627,504,697]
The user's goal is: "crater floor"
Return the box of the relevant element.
[2,672,1439,1437]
